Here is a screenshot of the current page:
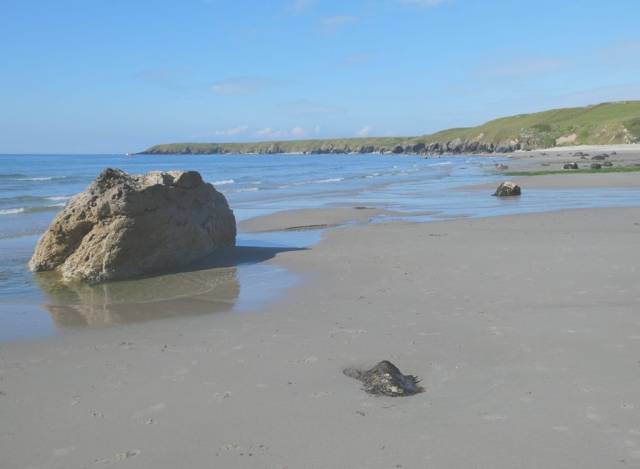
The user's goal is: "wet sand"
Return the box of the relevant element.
[465,172,640,192]
[2,172,640,467]
[239,206,400,232]
[499,143,640,172]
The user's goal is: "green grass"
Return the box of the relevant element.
[140,101,640,154]
[415,101,640,147]
[504,166,640,176]
[142,137,410,155]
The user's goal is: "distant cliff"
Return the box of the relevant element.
[139,101,640,156]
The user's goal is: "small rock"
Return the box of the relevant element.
[494,164,509,171]
[592,153,609,160]
[603,161,613,167]
[563,163,579,170]
[343,360,424,397]
[493,181,521,197]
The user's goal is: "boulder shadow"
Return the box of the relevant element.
[190,245,306,270]
[34,245,305,328]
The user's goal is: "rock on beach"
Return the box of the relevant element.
[493,181,521,197]
[29,168,236,283]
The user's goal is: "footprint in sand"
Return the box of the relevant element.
[94,449,140,465]
[211,391,232,403]
[218,442,268,457]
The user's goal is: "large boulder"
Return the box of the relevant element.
[29,168,236,283]
[493,181,521,197]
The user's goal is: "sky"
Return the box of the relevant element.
[1,0,640,153]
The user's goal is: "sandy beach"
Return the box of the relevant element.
[5,1,640,466]
[2,161,640,467]
[499,143,640,172]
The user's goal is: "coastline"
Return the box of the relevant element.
[138,101,640,157]
[2,173,640,467]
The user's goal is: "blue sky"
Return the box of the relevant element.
[1,0,640,153]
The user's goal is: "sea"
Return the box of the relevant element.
[2,153,639,341]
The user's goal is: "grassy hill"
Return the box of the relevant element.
[419,100,640,147]
[139,137,408,155]
[139,101,640,155]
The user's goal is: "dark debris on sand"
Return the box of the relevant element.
[344,360,424,397]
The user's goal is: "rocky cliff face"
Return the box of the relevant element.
[140,139,526,156]
[29,169,236,283]
[301,139,525,155]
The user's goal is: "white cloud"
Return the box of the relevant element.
[256,127,275,137]
[319,15,359,33]
[212,77,271,96]
[291,126,305,137]
[210,125,250,137]
[356,126,372,137]
[255,126,307,139]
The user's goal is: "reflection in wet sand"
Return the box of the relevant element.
[35,266,240,327]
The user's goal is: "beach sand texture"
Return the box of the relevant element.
[2,201,640,468]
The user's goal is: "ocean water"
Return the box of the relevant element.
[1,153,639,341]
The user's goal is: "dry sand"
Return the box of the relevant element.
[2,167,640,468]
